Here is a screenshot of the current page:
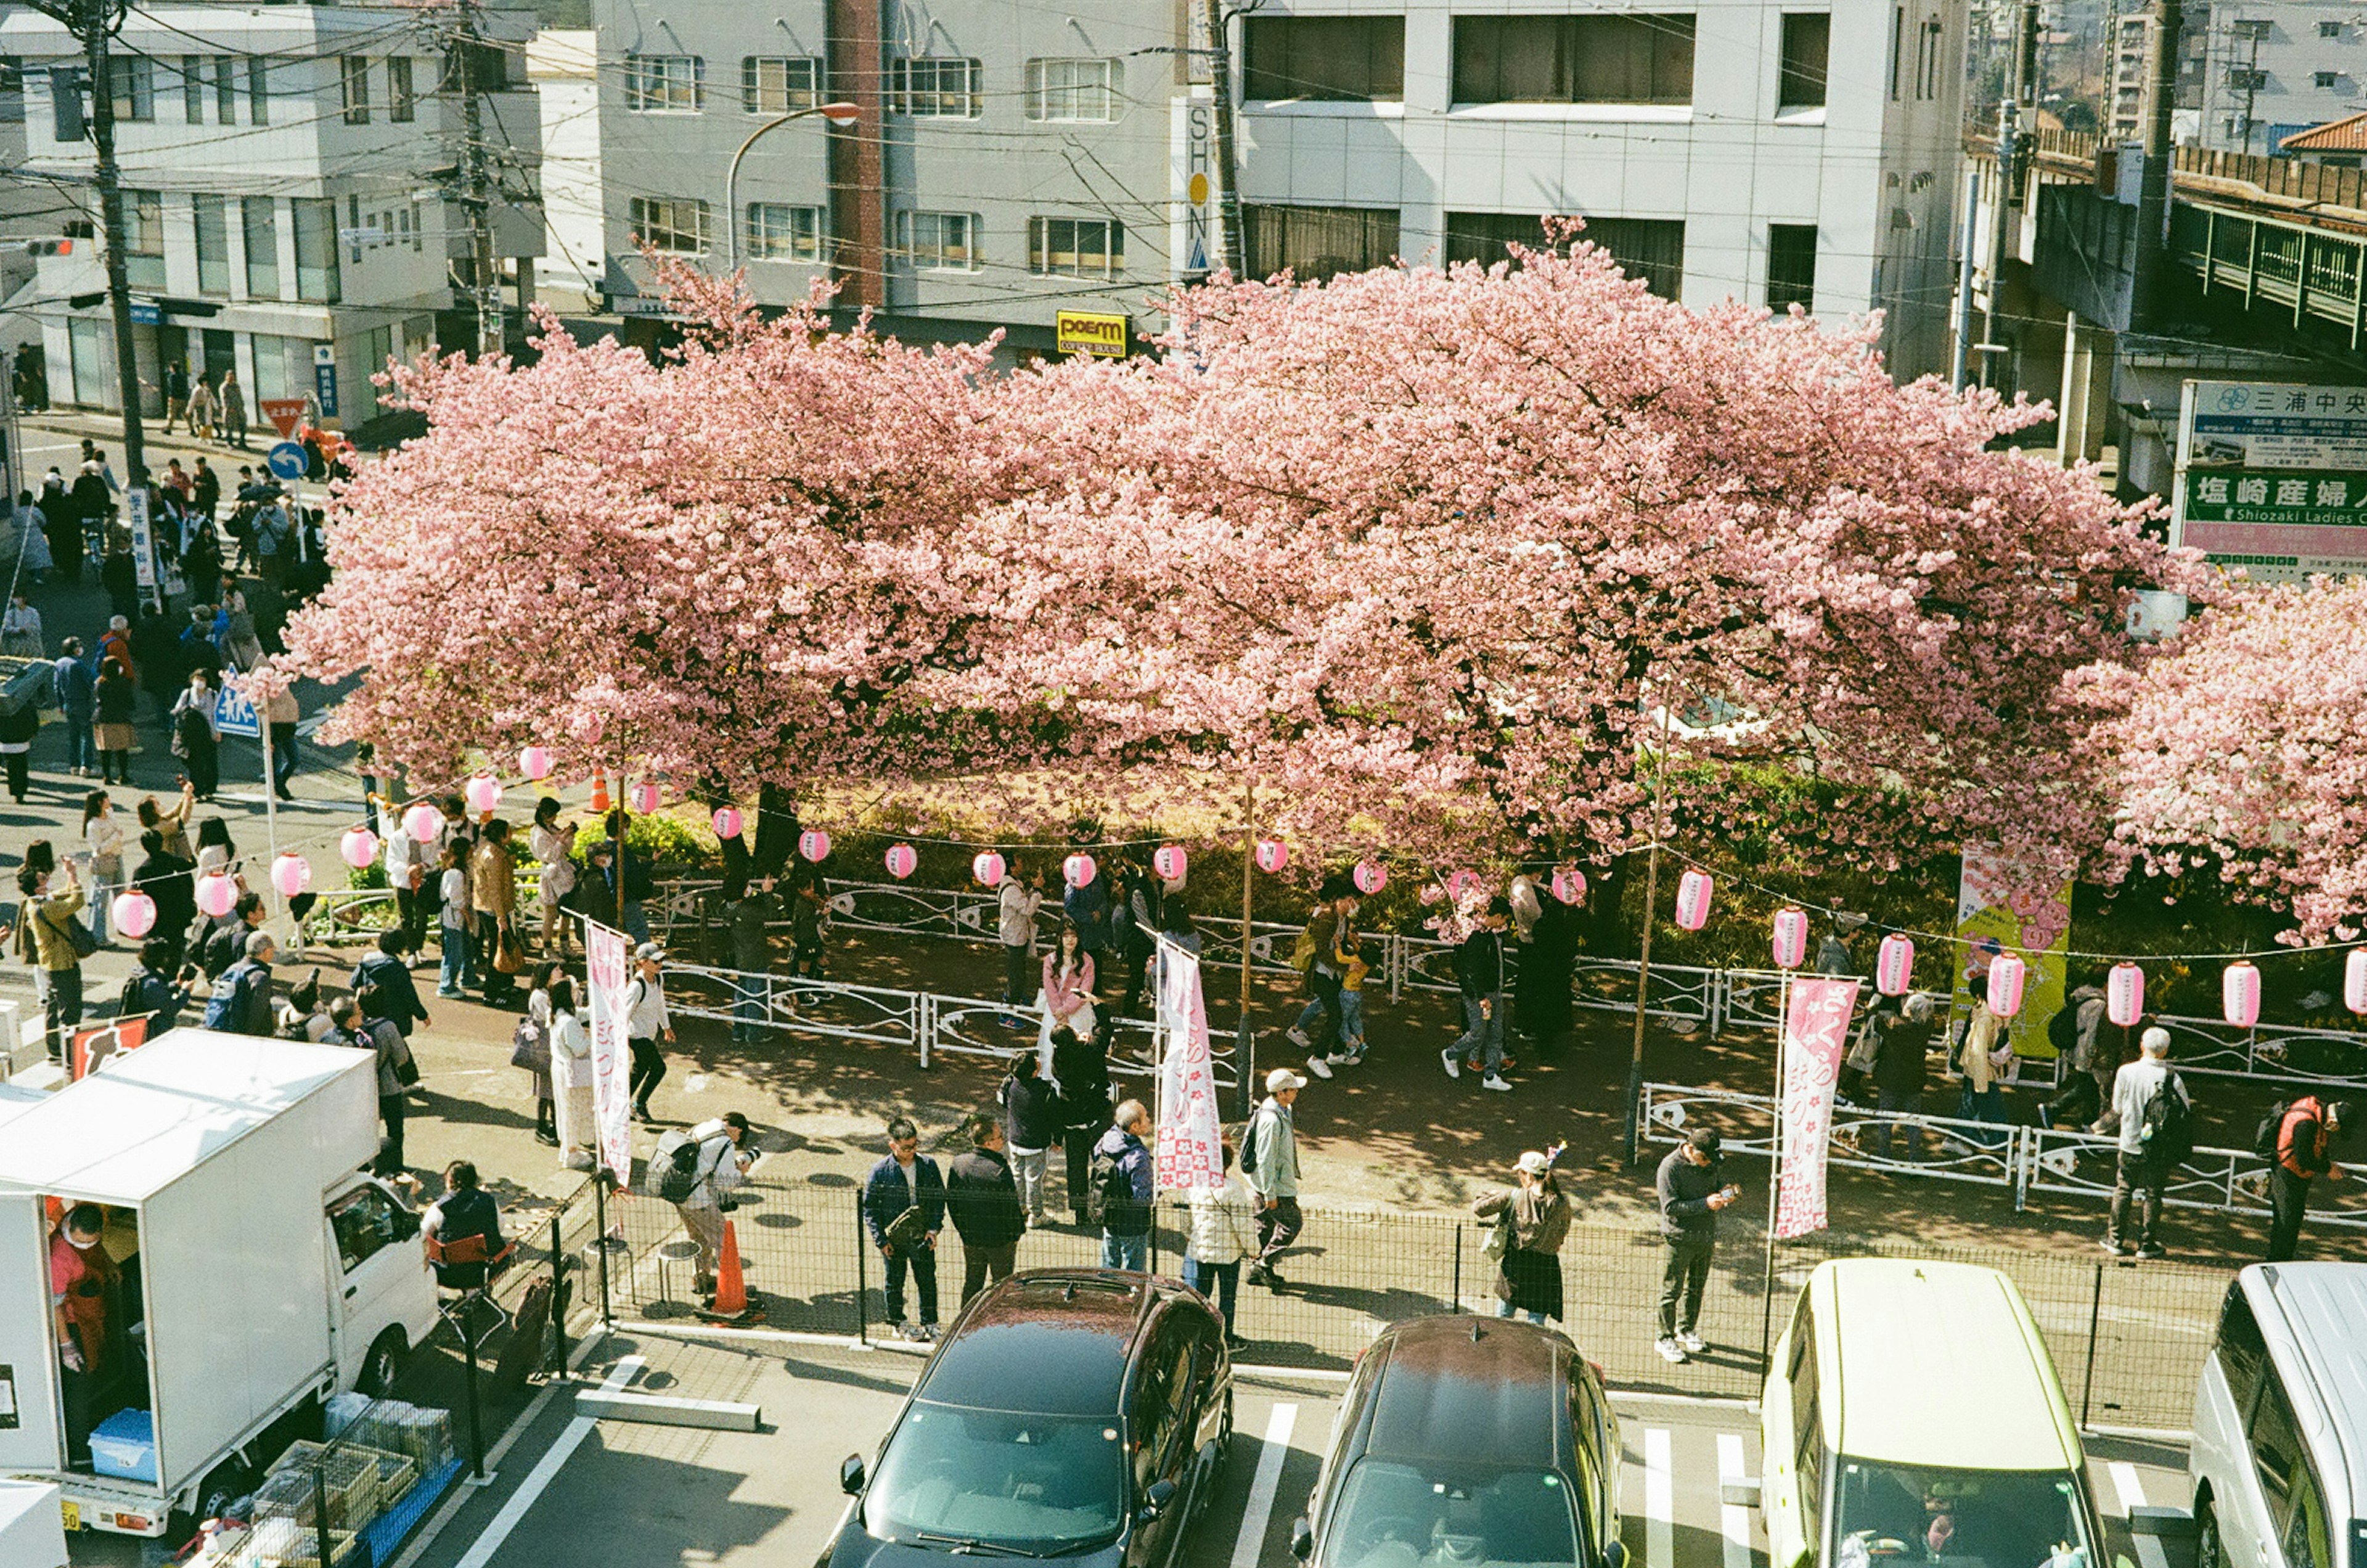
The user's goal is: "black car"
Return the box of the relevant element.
[830,1269,1234,1568]
[1291,1316,1628,1568]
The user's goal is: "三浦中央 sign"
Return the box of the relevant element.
[2172,380,2367,581]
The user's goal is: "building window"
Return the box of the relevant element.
[242,196,279,298]
[48,67,84,142]
[1024,58,1121,121]
[248,55,268,123]
[627,195,709,254]
[181,55,204,122]
[1444,211,1685,298]
[215,55,236,122]
[2316,71,2341,89]
[0,57,21,126]
[890,57,983,117]
[1889,7,1903,99]
[625,54,704,112]
[2321,20,2344,38]
[341,55,370,123]
[293,197,340,303]
[389,56,414,121]
[194,194,229,293]
[1780,15,1829,108]
[123,189,165,290]
[743,202,826,261]
[1028,216,1124,277]
[110,56,153,121]
[1243,203,1399,282]
[1244,17,1404,102]
[1767,223,1816,311]
[897,210,978,270]
[742,55,820,113]
[1450,16,1693,106]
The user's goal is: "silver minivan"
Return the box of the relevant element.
[2189,1263,2367,1568]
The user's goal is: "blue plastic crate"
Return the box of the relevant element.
[358,1458,462,1567]
[88,1408,157,1484]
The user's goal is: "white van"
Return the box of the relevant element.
[2188,1264,2367,1568]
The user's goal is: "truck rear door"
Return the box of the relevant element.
[0,1198,64,1474]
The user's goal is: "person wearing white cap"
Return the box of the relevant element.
[626,942,674,1122]
[1244,1067,1306,1288]
[1471,1146,1571,1324]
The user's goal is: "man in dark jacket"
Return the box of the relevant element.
[862,1118,946,1341]
[131,828,195,972]
[1871,992,1937,1162]
[998,1053,1060,1227]
[423,1161,509,1292]
[2268,1097,2349,1262]
[1050,1025,1109,1225]
[1093,1100,1155,1271]
[351,928,431,1037]
[946,1113,1027,1303]
[1654,1127,1740,1365]
[52,640,95,776]
[1444,897,1515,1092]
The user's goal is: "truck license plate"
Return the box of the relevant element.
[60,1499,78,1532]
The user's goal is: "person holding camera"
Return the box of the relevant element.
[1655,1127,1741,1364]
[1472,1144,1571,1325]
[652,1112,753,1303]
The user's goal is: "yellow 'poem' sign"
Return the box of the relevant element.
[1056,311,1128,357]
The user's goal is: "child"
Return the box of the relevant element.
[1335,928,1370,1066]
[436,841,475,998]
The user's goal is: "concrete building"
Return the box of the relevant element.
[530,29,603,312]
[1,2,544,430]
[2194,0,2366,153]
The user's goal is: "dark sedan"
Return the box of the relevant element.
[828,1269,1234,1568]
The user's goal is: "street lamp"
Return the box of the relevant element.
[724,100,861,273]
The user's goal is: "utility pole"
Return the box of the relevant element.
[1206,0,1254,278]
[446,0,502,358]
[1981,0,2040,389]
[2130,0,2182,331]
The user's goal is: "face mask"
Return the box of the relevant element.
[67,1232,98,1250]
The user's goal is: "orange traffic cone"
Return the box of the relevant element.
[590,774,611,813]
[708,1220,748,1318]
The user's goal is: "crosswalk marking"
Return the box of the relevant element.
[1230,1402,1299,1568]
[1646,1427,1674,1568]
[2108,1461,2148,1516]
[1717,1433,1752,1568]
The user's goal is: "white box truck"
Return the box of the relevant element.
[0,1031,440,1539]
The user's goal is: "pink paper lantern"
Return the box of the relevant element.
[1673,870,1712,931]
[1352,859,1388,896]
[885,843,918,880]
[711,806,744,840]
[1152,845,1187,882]
[1772,907,1810,970]
[630,781,661,814]
[402,802,443,845]
[973,852,1005,888]
[2348,949,2367,1016]
[798,830,831,863]
[271,853,312,899]
[195,872,235,918]
[1064,852,1097,889]
[1875,933,1915,996]
[1447,869,1481,902]
[463,774,502,815]
[1987,952,2028,1018]
[2223,961,2262,1030]
[1551,867,1586,905]
[518,745,554,781]
[1254,839,1288,875]
[340,827,379,870]
[2107,962,2145,1027]
[111,891,156,939]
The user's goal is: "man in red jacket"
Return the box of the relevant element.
[2269,1097,2349,1262]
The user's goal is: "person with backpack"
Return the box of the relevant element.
[351,928,431,1038]
[650,1113,753,1304]
[115,937,193,1034]
[2266,1096,2349,1262]
[1091,1100,1156,1271]
[2105,1027,2190,1259]
[203,930,278,1037]
[997,1050,1059,1227]
[357,982,419,1177]
[23,860,88,1061]
[2040,984,2109,1130]
[1050,1024,1109,1225]
[626,943,674,1122]
[1243,1068,1306,1289]
[862,1117,945,1341]
[170,669,221,800]
[1286,879,1360,1081]
[192,891,264,981]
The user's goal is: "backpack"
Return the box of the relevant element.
[1289,925,1320,975]
[2254,1098,2299,1161]
[197,919,243,979]
[201,963,261,1032]
[2140,1071,2195,1166]
[1238,1112,1263,1180]
[2046,1003,2082,1060]
[622,852,655,903]
[1085,1143,1132,1226]
[645,1131,706,1203]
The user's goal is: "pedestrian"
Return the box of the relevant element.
[423,1162,511,1292]
[626,942,674,1121]
[862,1117,946,1341]
[1333,923,1371,1066]
[997,1050,1059,1227]
[219,369,247,447]
[115,937,193,1034]
[528,796,578,958]
[192,814,238,886]
[721,872,778,1043]
[434,840,473,998]
[1112,862,1159,1020]
[93,662,135,785]
[600,809,653,942]
[277,968,333,1042]
[0,696,35,801]
[170,670,219,800]
[2,592,43,656]
[1049,1024,1108,1224]
[1444,896,1515,1092]
[1063,854,1112,972]
[946,1111,1027,1302]
[1185,1141,1257,1346]
[1286,878,1360,1079]
[519,967,558,1146]
[1511,866,1581,1053]
[202,930,278,1038]
[2267,1096,2349,1262]
[100,537,137,624]
[53,639,96,777]
[251,492,292,595]
[2104,1027,2189,1260]
[2040,984,2109,1131]
[263,684,298,800]
[652,1113,753,1305]
[1654,1127,1741,1364]
[356,981,417,1177]
[130,830,195,972]
[351,926,431,1039]
[377,797,430,949]
[190,455,219,521]
[1037,920,1098,1079]
[1871,992,1937,1162]
[470,818,521,1006]
[1092,1099,1155,1271]
[1473,1146,1572,1324]
[192,890,264,980]
[21,861,88,1059]
[80,792,125,944]
[788,859,827,981]
[182,521,221,609]
[997,858,1044,1024]
[137,782,196,860]
[161,361,189,432]
[549,974,595,1170]
[221,586,261,672]
[1955,975,2014,1140]
[1243,1067,1305,1289]
[186,379,216,444]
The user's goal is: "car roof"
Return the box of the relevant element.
[917,1270,1154,1416]
[2248,1264,2367,1506]
[1362,1317,1570,1472]
[1811,1259,2082,1472]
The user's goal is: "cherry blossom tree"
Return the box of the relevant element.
[2090,576,2367,942]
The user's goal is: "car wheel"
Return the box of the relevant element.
[2196,1498,2222,1568]
[358,1328,407,1399]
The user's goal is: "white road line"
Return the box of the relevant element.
[1230,1402,1300,1568]
[1646,1427,1674,1568]
[2108,1462,2148,1517]
[448,1355,643,1568]
[1718,1432,1753,1568]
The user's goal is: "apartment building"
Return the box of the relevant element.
[0,3,544,428]
[2194,0,2366,153]
[530,29,603,312]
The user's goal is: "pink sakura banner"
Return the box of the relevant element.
[584,919,635,1186]
[1775,976,1860,1241]
[1153,935,1225,1193]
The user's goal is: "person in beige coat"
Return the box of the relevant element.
[468,819,520,1005]
[1472,1146,1572,1324]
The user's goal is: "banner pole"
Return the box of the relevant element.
[1760,968,1789,1376]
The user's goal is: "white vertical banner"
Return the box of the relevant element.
[1153,933,1224,1192]
[584,918,634,1185]
[1774,977,1860,1240]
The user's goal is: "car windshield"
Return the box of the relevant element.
[864,1402,1127,1554]
[1326,1458,1582,1568]
[1832,1464,2096,1568]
